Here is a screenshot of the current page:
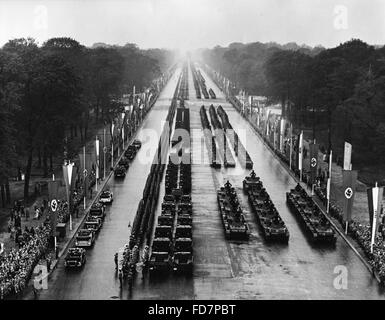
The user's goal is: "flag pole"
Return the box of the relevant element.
[103,128,106,180]
[95,136,98,192]
[299,130,303,182]
[327,150,332,213]
[370,182,379,253]
[289,123,293,170]
[83,146,86,210]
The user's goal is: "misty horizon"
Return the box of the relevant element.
[0,0,384,51]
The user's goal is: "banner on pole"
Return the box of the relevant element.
[343,142,352,170]
[48,180,60,202]
[298,131,303,171]
[95,138,100,181]
[48,180,60,235]
[279,119,286,153]
[367,185,383,232]
[309,143,319,184]
[342,169,357,222]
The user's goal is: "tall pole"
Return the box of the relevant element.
[299,130,303,182]
[371,182,379,253]
[95,136,99,192]
[83,146,86,210]
[103,128,106,180]
[52,173,57,256]
[327,150,332,213]
[289,123,293,170]
[122,126,125,151]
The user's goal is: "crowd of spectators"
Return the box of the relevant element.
[0,224,51,299]
[0,173,90,299]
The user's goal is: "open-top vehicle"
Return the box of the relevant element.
[132,139,142,150]
[75,229,96,248]
[84,216,102,233]
[64,247,86,268]
[114,165,126,178]
[89,203,106,220]
[118,157,130,170]
[99,190,113,204]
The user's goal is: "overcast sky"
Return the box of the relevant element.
[0,0,384,50]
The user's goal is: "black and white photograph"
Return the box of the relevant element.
[0,0,385,308]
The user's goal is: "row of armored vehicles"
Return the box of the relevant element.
[114,139,142,178]
[149,105,193,274]
[217,181,250,240]
[65,192,113,268]
[286,184,336,244]
[178,63,189,101]
[243,171,289,242]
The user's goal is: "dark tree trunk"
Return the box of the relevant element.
[43,145,48,178]
[24,148,33,201]
[1,184,5,208]
[5,178,10,204]
[49,153,53,171]
[80,123,84,143]
[74,124,78,138]
[84,109,89,142]
[37,147,42,168]
[95,100,99,121]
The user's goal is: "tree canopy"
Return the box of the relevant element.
[0,37,175,198]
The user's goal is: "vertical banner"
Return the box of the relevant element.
[280,118,286,153]
[95,137,100,181]
[368,184,384,252]
[326,150,333,212]
[63,162,76,221]
[47,180,60,202]
[309,143,319,185]
[298,131,303,172]
[79,146,87,202]
[110,122,115,162]
[343,142,352,170]
[273,126,278,150]
[47,180,60,234]
[95,137,100,191]
[342,170,358,222]
[367,185,383,242]
[289,123,293,170]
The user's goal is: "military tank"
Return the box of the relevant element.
[242,170,261,192]
[286,184,336,245]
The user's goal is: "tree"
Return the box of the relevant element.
[3,38,81,198]
[264,50,312,119]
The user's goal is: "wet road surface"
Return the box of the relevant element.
[26,63,385,300]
